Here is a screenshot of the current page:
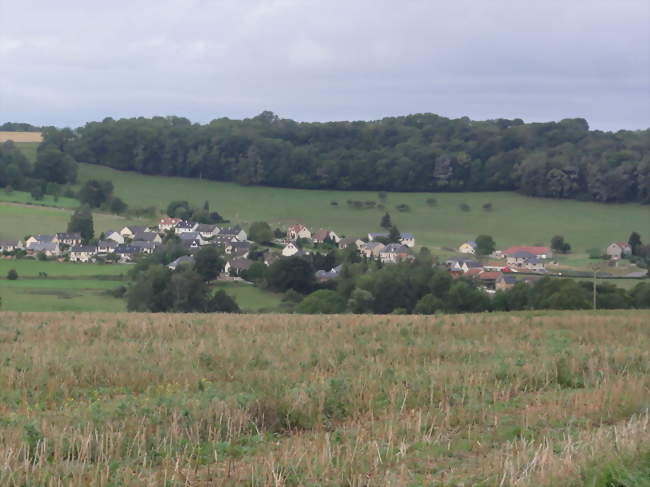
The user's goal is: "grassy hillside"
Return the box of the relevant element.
[0,311,647,485]
[12,140,39,162]
[0,203,150,240]
[77,163,649,253]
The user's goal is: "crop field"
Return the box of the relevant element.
[0,311,647,486]
[0,131,42,143]
[0,203,150,241]
[0,189,79,209]
[77,163,650,253]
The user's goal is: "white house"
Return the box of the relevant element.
[102,230,125,244]
[197,223,221,239]
[224,258,254,276]
[25,234,54,246]
[380,244,414,264]
[120,226,149,239]
[168,255,194,270]
[132,231,162,244]
[312,229,340,244]
[458,241,477,254]
[360,241,385,259]
[54,233,82,246]
[220,226,248,242]
[26,241,61,257]
[282,242,300,256]
[158,217,182,231]
[288,224,311,241]
[368,232,415,247]
[97,240,118,254]
[0,240,24,252]
[606,242,632,260]
[174,221,199,234]
[69,245,97,263]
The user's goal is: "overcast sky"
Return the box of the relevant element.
[1,0,648,130]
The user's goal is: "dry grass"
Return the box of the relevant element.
[0,131,43,143]
[0,310,648,486]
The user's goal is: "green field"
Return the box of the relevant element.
[213,282,283,312]
[0,259,130,278]
[0,281,125,312]
[0,189,79,208]
[0,203,150,240]
[13,141,39,162]
[0,311,648,485]
[77,163,650,253]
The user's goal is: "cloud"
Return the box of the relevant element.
[0,0,648,130]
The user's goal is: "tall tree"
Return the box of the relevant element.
[475,235,496,256]
[67,206,94,241]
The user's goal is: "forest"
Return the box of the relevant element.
[6,112,650,203]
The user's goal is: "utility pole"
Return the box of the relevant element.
[592,265,599,310]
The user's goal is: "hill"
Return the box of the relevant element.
[0,310,648,485]
[77,162,649,254]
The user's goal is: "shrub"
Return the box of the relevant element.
[459,203,471,212]
[482,202,493,211]
[395,203,411,212]
[7,269,18,280]
[425,197,437,206]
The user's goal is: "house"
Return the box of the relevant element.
[312,229,341,244]
[168,255,194,271]
[315,264,344,281]
[120,225,149,239]
[132,231,162,244]
[477,271,502,289]
[446,257,482,273]
[158,217,182,231]
[224,258,254,276]
[380,244,414,264]
[606,242,632,260]
[102,230,125,244]
[506,251,545,271]
[196,223,221,239]
[220,226,247,242]
[174,220,199,234]
[282,242,300,257]
[69,245,97,263]
[179,232,205,246]
[225,240,252,257]
[458,241,478,254]
[368,232,415,247]
[496,274,517,291]
[287,224,311,241]
[54,232,82,246]
[338,237,364,250]
[360,241,385,259]
[502,246,552,259]
[211,234,237,247]
[0,240,24,252]
[97,240,118,254]
[131,241,157,254]
[26,241,60,257]
[114,245,141,262]
[25,234,55,246]
[264,252,281,266]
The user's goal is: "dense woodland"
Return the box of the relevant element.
[37,112,650,203]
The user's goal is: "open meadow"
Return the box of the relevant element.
[76,163,650,253]
[0,310,648,486]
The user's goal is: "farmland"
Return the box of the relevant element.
[0,203,148,241]
[0,131,42,143]
[0,310,648,485]
[76,163,650,254]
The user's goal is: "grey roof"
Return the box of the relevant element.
[400,232,414,240]
[132,231,158,241]
[168,255,194,269]
[228,258,254,270]
[70,245,97,253]
[27,242,58,252]
[220,225,243,235]
[56,232,81,240]
[115,245,140,254]
[30,234,55,243]
[97,240,118,248]
[131,241,156,249]
[382,243,411,253]
[124,225,148,234]
[499,274,518,284]
[196,223,220,232]
[175,220,196,229]
[0,240,21,246]
[179,232,200,241]
[511,250,537,259]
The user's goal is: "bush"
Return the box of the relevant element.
[482,202,493,211]
[7,269,18,280]
[425,197,437,207]
[395,203,411,212]
[296,290,346,314]
[330,200,338,207]
[459,203,471,212]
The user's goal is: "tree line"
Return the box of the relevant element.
[39,111,650,203]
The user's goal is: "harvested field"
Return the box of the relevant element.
[0,310,648,485]
[0,131,42,143]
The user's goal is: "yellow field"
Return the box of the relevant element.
[0,310,648,486]
[0,131,42,143]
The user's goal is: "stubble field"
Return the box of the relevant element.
[0,310,648,486]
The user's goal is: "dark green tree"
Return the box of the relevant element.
[78,179,114,208]
[551,235,571,254]
[296,290,346,314]
[7,269,18,280]
[193,246,224,282]
[475,235,496,256]
[249,221,273,244]
[32,146,77,184]
[67,206,94,241]
[380,212,392,229]
[388,225,401,243]
[628,232,642,256]
[266,256,315,293]
[206,289,240,313]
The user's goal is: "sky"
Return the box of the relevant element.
[1,0,649,131]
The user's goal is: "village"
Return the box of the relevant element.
[0,216,642,293]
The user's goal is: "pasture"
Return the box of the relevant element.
[0,189,79,209]
[0,259,129,278]
[0,311,647,485]
[77,163,650,253]
[0,203,150,241]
